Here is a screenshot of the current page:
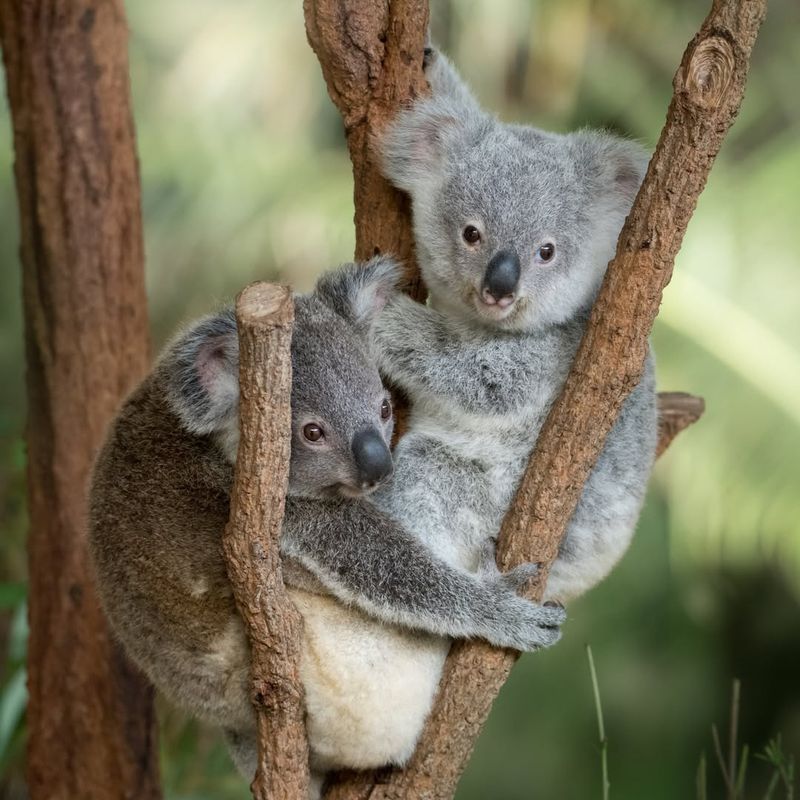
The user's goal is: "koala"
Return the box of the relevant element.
[88,257,564,794]
[369,48,658,604]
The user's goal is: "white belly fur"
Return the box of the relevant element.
[289,588,449,771]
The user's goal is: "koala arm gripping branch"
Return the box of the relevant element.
[372,294,577,415]
[279,497,564,652]
[545,352,659,601]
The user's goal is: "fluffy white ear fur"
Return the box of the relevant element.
[570,129,650,210]
[381,45,487,195]
[314,256,403,330]
[424,48,482,114]
[379,95,466,194]
[163,312,240,437]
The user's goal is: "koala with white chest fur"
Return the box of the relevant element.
[89,257,563,795]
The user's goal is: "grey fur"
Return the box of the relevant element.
[374,48,658,602]
[88,257,563,790]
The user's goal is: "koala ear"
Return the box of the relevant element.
[571,130,650,211]
[424,47,482,115]
[314,256,403,330]
[379,96,466,194]
[162,309,240,436]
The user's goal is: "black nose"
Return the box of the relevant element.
[351,427,393,487]
[482,250,521,301]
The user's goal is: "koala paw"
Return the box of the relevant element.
[486,593,566,653]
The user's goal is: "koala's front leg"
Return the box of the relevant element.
[545,352,658,602]
[280,497,565,652]
[373,295,534,413]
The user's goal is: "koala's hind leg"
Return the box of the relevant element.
[223,729,325,800]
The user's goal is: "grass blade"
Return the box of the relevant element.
[586,644,610,800]
[697,752,708,800]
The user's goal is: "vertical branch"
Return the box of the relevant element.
[222,283,309,800]
[304,0,430,298]
[0,1,160,797]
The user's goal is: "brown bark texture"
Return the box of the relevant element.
[0,1,161,798]
[304,0,430,299]
[318,0,765,797]
[222,283,310,800]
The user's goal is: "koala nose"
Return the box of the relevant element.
[351,427,393,487]
[482,250,521,305]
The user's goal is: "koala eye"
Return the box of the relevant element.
[462,225,482,245]
[302,423,325,442]
[535,242,556,263]
[380,398,392,421]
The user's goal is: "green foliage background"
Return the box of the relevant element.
[1,0,799,797]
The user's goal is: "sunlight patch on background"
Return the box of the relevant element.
[661,270,800,429]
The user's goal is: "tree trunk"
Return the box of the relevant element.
[304,0,430,299]
[0,2,161,798]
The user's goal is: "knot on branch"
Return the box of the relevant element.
[253,676,306,711]
[683,35,735,109]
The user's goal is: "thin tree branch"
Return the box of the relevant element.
[222,283,309,800]
[323,0,765,796]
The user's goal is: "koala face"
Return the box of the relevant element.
[287,296,395,498]
[381,97,649,332]
[163,257,401,500]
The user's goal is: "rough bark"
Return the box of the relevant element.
[222,284,309,799]
[318,0,764,797]
[304,0,430,299]
[0,1,161,798]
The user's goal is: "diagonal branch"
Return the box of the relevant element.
[222,283,310,800]
[319,0,764,798]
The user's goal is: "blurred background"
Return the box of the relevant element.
[1,0,799,797]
